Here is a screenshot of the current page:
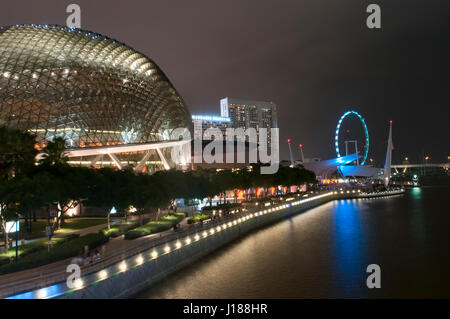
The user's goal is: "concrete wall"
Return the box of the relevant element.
[63,194,334,299]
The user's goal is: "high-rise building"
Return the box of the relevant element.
[191,114,231,140]
[220,97,278,144]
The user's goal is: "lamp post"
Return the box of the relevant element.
[108,207,117,230]
[424,156,430,175]
[15,218,18,262]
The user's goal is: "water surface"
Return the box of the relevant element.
[138,186,450,298]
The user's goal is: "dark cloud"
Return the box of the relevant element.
[1,0,449,163]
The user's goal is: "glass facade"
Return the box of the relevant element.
[0,24,192,151]
[191,114,231,140]
[220,97,278,145]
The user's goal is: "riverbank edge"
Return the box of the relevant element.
[61,193,348,299]
[6,190,405,299]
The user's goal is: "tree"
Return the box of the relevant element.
[0,181,21,252]
[190,168,221,207]
[152,169,191,203]
[35,163,93,232]
[0,126,37,179]
[38,137,68,166]
[215,170,236,204]
[132,174,169,225]
[35,137,94,231]
[0,127,37,250]
[86,168,136,229]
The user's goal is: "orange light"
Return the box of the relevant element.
[256,187,263,198]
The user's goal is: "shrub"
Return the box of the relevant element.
[188,213,211,224]
[0,235,80,267]
[124,221,173,240]
[99,219,149,238]
[168,212,186,218]
[99,228,122,238]
[124,213,185,240]
[21,234,80,257]
[202,203,241,212]
[0,255,10,267]
[0,233,108,275]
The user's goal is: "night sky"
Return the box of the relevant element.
[1,0,449,164]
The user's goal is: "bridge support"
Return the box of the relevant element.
[108,153,122,170]
[156,148,170,170]
[89,154,104,168]
[135,150,154,173]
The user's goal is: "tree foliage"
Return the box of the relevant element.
[0,126,317,246]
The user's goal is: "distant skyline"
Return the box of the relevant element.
[1,0,449,163]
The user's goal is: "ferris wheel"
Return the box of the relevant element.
[335,110,370,165]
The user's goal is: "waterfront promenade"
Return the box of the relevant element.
[1,189,404,299]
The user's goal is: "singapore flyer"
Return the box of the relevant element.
[335,110,370,165]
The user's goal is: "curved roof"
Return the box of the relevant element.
[0,24,192,148]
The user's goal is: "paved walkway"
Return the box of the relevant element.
[0,210,192,297]
[3,218,122,249]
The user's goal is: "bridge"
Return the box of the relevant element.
[391,163,449,178]
[391,163,448,169]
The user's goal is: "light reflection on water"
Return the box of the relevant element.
[332,199,366,297]
[137,186,450,299]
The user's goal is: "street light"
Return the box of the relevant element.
[108,206,117,230]
[424,156,430,176]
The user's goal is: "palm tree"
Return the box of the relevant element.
[0,126,37,179]
[38,137,68,166]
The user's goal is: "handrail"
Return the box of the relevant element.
[1,189,402,298]
[0,196,287,297]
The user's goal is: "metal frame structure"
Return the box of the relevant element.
[335,110,369,165]
[0,24,192,172]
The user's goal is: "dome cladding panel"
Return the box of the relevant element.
[0,25,191,148]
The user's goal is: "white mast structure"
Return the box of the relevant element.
[299,144,305,163]
[287,139,294,167]
[384,120,394,187]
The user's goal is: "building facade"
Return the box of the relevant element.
[0,24,192,173]
[191,114,231,140]
[220,97,278,144]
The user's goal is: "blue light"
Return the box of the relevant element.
[192,114,231,123]
[335,110,369,165]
